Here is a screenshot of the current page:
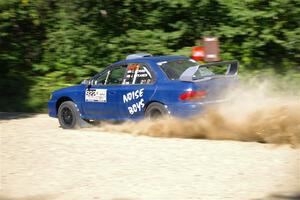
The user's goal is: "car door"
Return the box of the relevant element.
[118,62,157,120]
[83,65,127,120]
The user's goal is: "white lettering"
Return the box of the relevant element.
[132,104,137,112]
[123,88,144,103]
[123,94,129,103]
[128,107,134,115]
[137,100,142,111]
[135,90,139,99]
[127,92,132,101]
[139,98,145,109]
[140,88,144,97]
[124,89,145,115]
[127,99,145,115]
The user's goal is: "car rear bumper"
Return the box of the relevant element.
[167,99,229,118]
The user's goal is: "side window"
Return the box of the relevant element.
[94,65,126,85]
[94,71,109,85]
[106,66,127,85]
[123,63,153,85]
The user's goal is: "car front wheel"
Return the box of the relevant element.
[58,101,84,129]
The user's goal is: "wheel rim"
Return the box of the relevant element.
[149,109,162,119]
[61,107,73,125]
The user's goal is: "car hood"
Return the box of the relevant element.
[52,84,84,95]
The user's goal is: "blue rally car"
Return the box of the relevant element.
[48,53,238,129]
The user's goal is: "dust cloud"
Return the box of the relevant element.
[97,80,300,146]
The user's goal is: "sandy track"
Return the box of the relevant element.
[0,114,299,200]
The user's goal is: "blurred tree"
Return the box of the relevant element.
[0,0,45,110]
[0,0,299,111]
[216,0,300,70]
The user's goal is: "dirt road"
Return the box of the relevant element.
[0,114,299,200]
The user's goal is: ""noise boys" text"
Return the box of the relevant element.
[123,89,145,115]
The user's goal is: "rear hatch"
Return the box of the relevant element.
[192,75,238,102]
[159,59,239,102]
[181,61,239,102]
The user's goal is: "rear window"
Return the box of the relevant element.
[159,59,214,80]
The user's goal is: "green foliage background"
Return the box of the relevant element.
[0,0,299,112]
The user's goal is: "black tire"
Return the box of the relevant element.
[145,102,169,119]
[58,101,89,129]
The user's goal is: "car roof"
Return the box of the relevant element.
[112,55,189,66]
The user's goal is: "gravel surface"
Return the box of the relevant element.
[0,114,299,200]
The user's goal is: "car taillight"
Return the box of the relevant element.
[179,90,207,101]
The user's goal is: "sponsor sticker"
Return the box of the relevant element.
[85,89,107,102]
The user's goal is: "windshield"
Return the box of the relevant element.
[159,59,214,80]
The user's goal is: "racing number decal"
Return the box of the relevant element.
[85,89,107,102]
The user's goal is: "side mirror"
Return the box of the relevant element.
[81,79,91,85]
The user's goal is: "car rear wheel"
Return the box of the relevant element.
[145,102,169,120]
[58,101,88,129]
